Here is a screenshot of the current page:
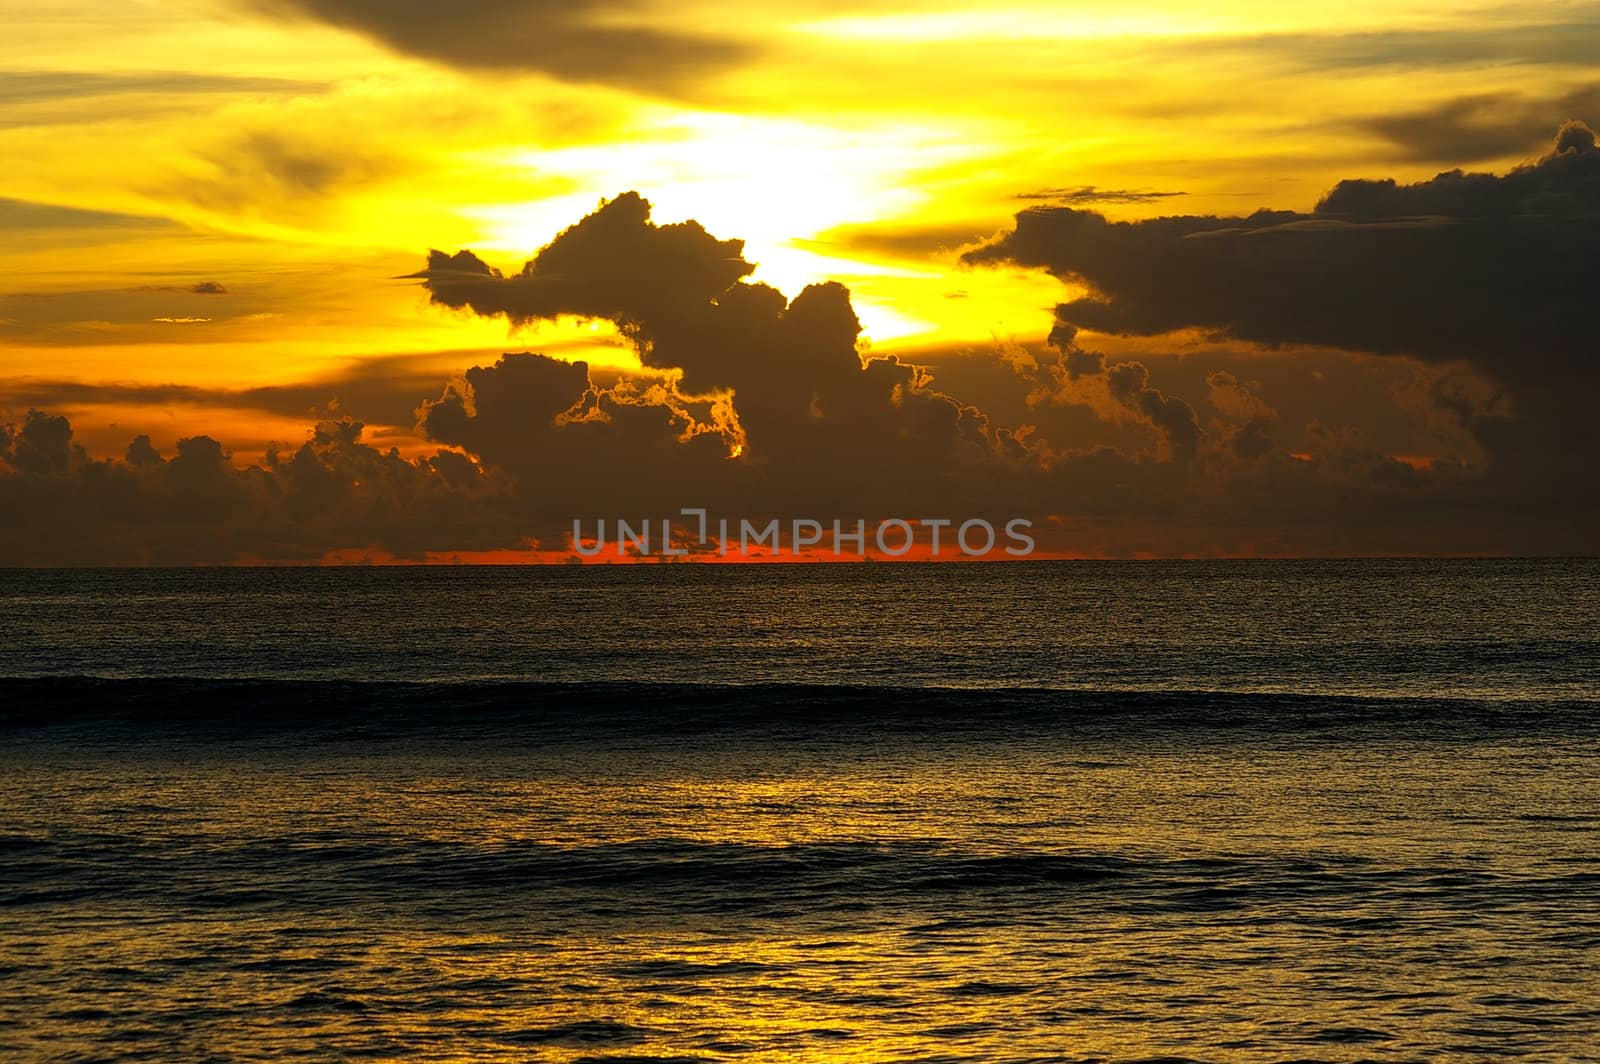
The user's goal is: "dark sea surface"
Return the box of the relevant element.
[2,559,1598,1062]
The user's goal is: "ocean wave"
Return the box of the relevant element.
[8,833,1594,917]
[2,676,1594,739]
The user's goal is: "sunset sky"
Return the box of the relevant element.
[3,0,1597,562]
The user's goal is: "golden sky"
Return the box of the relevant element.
[3,0,1598,560]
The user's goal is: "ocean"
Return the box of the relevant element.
[2,560,1597,1061]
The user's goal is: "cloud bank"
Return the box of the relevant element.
[965,123,1600,540]
[8,131,1599,564]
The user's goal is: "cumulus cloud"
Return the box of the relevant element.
[412,192,754,342]
[1205,371,1279,460]
[1,410,79,476]
[0,412,518,565]
[965,123,1600,381]
[965,123,1600,536]
[1109,361,1202,462]
[8,173,1589,563]
[415,351,740,520]
[1007,324,1203,463]
[412,193,1013,515]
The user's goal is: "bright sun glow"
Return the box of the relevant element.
[460,112,991,343]
[472,112,982,260]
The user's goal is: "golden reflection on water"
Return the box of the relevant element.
[4,735,1598,1061]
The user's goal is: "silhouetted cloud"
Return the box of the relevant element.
[412,193,1007,512]
[1107,361,1201,462]
[0,412,520,565]
[8,176,1592,563]
[1205,371,1279,460]
[412,192,753,339]
[241,0,749,93]
[966,122,1600,539]
[806,223,999,260]
[125,434,162,467]
[966,124,1600,385]
[1016,186,1186,205]
[1003,323,1203,463]
[417,351,749,521]
[134,281,229,295]
[1,411,77,476]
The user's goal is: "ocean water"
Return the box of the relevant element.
[2,560,1598,1062]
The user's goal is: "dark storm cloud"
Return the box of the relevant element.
[242,0,748,92]
[412,193,1004,513]
[965,122,1600,543]
[964,123,1600,387]
[1355,86,1600,163]
[412,192,754,338]
[416,351,746,519]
